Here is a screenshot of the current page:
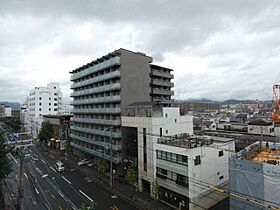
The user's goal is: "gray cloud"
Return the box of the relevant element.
[0,0,279,102]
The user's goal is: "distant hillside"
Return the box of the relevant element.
[177,98,272,105]
[0,101,21,110]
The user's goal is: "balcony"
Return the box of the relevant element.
[70,126,121,138]
[151,71,174,79]
[151,89,174,95]
[71,70,121,89]
[71,83,121,97]
[72,107,121,114]
[71,95,121,105]
[151,80,174,87]
[70,134,122,151]
[71,57,121,81]
[70,142,122,163]
[72,118,121,126]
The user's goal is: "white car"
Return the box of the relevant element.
[77,159,91,166]
[55,161,65,172]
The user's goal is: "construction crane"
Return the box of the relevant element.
[272,84,280,124]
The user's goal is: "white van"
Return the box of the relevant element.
[55,161,65,172]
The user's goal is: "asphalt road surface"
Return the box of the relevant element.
[6,146,139,210]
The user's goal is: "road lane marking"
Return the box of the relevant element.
[41,159,47,164]
[9,153,19,165]
[79,190,94,202]
[50,166,56,172]
[61,176,71,185]
[35,188,39,194]
[42,174,49,178]
[24,173,28,179]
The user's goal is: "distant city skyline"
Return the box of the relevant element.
[0,0,279,102]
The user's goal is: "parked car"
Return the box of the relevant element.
[55,161,65,172]
[77,159,91,166]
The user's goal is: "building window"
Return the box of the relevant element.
[54,98,57,101]
[219,150,224,157]
[165,113,168,117]
[49,108,51,111]
[54,103,57,106]
[39,103,41,106]
[219,175,224,180]
[175,119,177,123]
[54,93,57,96]
[194,155,201,165]
[166,130,168,134]
[49,98,51,100]
[39,97,42,100]
[176,174,188,187]
[54,86,56,89]
[160,128,162,136]
[54,108,57,111]
[39,108,41,111]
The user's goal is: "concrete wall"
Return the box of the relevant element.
[248,124,274,136]
[119,50,152,114]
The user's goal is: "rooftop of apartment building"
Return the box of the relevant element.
[157,134,233,149]
[124,101,177,117]
[70,48,154,74]
[236,141,280,166]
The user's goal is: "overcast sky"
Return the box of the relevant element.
[1,0,280,103]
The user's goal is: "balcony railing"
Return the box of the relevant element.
[70,126,121,138]
[151,80,174,87]
[151,71,174,79]
[70,134,122,150]
[71,70,121,89]
[71,83,121,97]
[71,118,121,126]
[70,142,122,163]
[71,95,121,105]
[72,107,121,114]
[71,57,121,81]
[151,89,174,95]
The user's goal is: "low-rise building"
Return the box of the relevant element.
[155,135,234,210]
[247,119,274,136]
[229,141,280,210]
[43,114,72,150]
[122,103,235,210]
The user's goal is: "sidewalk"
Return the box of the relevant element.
[44,148,173,210]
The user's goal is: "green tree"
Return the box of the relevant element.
[79,201,97,210]
[125,163,138,199]
[64,140,72,156]
[151,179,159,199]
[38,121,54,145]
[96,158,107,173]
[0,131,12,203]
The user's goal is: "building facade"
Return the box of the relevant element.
[122,106,234,210]
[70,49,174,165]
[43,115,72,150]
[27,82,63,138]
[229,141,280,210]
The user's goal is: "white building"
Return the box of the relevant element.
[247,119,274,136]
[60,104,72,115]
[122,104,234,210]
[27,82,62,138]
[155,135,234,210]
[20,98,29,130]
[4,106,12,117]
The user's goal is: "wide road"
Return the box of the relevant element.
[7,146,139,210]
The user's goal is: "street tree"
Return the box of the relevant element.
[79,201,97,210]
[151,179,159,199]
[125,163,138,199]
[96,158,107,173]
[0,131,12,205]
[38,121,54,146]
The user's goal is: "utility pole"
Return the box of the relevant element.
[15,153,23,210]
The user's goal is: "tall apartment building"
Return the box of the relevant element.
[27,82,63,138]
[70,49,174,165]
